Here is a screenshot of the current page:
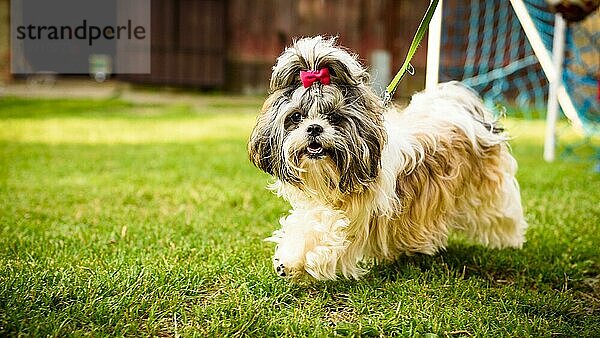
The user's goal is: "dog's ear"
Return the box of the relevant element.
[336,85,387,193]
[270,36,370,92]
[248,94,283,175]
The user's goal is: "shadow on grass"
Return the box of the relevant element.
[278,241,597,301]
[366,245,525,285]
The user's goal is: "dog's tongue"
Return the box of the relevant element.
[307,142,323,154]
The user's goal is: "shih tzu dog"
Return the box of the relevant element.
[248,36,527,281]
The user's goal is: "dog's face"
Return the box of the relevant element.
[248,37,387,195]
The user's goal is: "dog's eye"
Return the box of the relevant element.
[290,112,303,124]
[328,113,342,124]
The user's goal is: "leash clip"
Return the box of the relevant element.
[382,90,392,107]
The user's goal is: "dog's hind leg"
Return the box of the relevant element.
[482,173,527,248]
[459,160,528,249]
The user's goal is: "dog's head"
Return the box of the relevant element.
[248,36,386,196]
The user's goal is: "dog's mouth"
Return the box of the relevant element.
[306,141,325,158]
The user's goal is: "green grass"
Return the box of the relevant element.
[0,96,598,337]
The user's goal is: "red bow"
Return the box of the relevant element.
[300,68,331,88]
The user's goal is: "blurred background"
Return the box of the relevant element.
[0,0,433,96]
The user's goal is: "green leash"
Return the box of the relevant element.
[382,0,440,106]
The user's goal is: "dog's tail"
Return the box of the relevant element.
[439,81,504,134]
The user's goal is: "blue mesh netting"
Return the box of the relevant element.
[439,0,599,133]
[564,10,600,134]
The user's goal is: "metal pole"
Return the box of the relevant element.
[426,0,443,90]
[544,13,566,162]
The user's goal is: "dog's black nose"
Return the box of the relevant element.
[307,124,323,136]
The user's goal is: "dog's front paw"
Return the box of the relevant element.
[272,256,304,279]
[273,258,303,278]
[272,242,307,280]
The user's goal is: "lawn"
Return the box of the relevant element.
[0,95,598,337]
